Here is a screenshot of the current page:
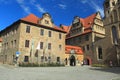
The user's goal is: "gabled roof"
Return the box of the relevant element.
[61,25,71,33]
[21,14,39,24]
[80,13,96,28]
[20,14,66,33]
[65,45,83,55]
[66,13,97,38]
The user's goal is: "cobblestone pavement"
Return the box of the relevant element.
[0,64,120,80]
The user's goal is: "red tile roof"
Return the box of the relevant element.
[0,38,2,42]
[21,14,66,33]
[61,25,71,33]
[66,13,97,38]
[80,13,96,28]
[21,14,39,24]
[65,45,83,55]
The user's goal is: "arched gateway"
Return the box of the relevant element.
[70,55,76,66]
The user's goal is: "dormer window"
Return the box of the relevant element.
[45,20,49,24]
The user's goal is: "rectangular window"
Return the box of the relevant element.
[48,31,52,37]
[59,33,62,39]
[40,29,44,36]
[59,45,62,50]
[48,43,51,50]
[24,56,29,62]
[40,42,43,49]
[85,35,89,41]
[57,57,60,63]
[26,25,30,33]
[98,47,103,59]
[87,45,89,51]
[25,40,30,48]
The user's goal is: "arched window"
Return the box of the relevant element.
[98,47,103,59]
[113,10,118,22]
[112,26,118,44]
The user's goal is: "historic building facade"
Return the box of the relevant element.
[102,0,120,66]
[65,45,84,66]
[0,13,66,65]
[64,12,105,65]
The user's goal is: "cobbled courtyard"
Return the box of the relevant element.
[0,64,120,80]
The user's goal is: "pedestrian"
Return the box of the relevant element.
[109,61,113,67]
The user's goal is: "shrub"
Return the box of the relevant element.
[19,63,39,67]
[92,64,108,68]
[19,62,65,67]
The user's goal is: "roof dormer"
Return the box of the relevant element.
[38,13,54,27]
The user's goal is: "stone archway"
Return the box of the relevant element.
[70,55,76,66]
[86,59,90,65]
[84,57,92,65]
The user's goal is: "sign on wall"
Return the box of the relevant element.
[16,51,20,57]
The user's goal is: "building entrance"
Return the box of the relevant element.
[70,55,76,66]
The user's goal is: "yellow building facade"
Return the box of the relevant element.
[0,13,66,65]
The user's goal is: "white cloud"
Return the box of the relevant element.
[29,0,46,13]
[35,4,46,13]
[89,1,104,17]
[16,0,31,14]
[58,4,66,9]
[80,0,104,17]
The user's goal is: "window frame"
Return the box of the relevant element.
[40,29,44,36]
[25,40,30,48]
[40,42,43,49]
[24,56,29,62]
[48,31,52,37]
[48,43,51,50]
[59,33,62,39]
[26,25,30,33]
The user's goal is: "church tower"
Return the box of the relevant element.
[104,0,117,17]
[103,0,120,66]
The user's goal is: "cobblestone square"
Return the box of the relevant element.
[0,64,120,80]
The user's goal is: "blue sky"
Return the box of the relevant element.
[0,0,104,31]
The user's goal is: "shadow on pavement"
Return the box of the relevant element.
[89,67,120,74]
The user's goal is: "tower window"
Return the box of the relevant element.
[98,47,103,59]
[113,10,118,22]
[112,26,118,44]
